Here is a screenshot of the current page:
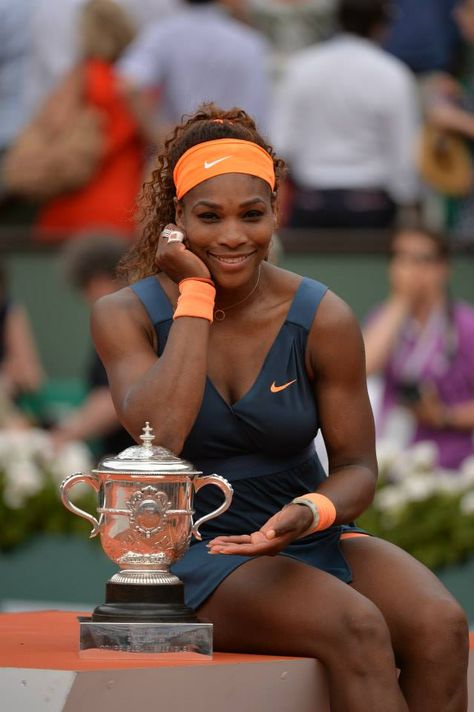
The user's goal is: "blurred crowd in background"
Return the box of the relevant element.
[0,0,474,480]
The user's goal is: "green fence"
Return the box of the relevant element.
[4,247,474,381]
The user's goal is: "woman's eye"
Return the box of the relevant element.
[198,212,219,221]
[244,210,264,219]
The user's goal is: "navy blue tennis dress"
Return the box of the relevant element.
[131,275,362,610]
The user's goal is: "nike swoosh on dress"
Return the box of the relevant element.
[270,379,297,393]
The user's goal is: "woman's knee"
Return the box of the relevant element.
[402,595,469,665]
[322,599,394,672]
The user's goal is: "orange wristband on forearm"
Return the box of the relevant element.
[291,493,336,535]
[173,278,216,322]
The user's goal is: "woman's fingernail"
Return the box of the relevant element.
[266,530,276,540]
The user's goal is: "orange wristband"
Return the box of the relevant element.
[179,277,215,287]
[173,278,216,322]
[291,493,336,535]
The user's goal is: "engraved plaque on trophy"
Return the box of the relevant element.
[60,423,233,657]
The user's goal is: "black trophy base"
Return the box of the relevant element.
[92,581,199,623]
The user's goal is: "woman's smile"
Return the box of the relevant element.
[207,250,257,268]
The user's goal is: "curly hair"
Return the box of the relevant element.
[119,103,285,282]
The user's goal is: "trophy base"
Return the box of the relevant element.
[92,581,199,623]
[81,580,212,658]
[79,618,213,658]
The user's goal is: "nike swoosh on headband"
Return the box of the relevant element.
[270,379,297,393]
[204,156,232,169]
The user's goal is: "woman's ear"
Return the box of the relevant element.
[174,197,184,229]
[271,191,279,229]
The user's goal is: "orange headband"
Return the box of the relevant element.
[173,138,276,199]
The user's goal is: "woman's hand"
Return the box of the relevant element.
[389,259,425,307]
[424,73,461,103]
[207,503,313,557]
[156,223,211,282]
[409,383,447,429]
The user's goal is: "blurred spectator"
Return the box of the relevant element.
[23,0,180,118]
[0,0,34,159]
[248,0,335,60]
[383,0,461,76]
[117,0,271,141]
[0,260,44,401]
[50,233,134,457]
[0,0,36,226]
[272,0,420,229]
[33,0,146,240]
[22,0,85,118]
[424,0,474,243]
[364,226,474,469]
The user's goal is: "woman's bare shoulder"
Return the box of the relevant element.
[314,289,359,332]
[265,264,303,301]
[309,289,365,376]
[93,285,145,319]
[91,285,155,345]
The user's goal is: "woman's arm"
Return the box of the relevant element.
[307,291,377,522]
[91,286,210,454]
[445,400,474,430]
[363,297,409,375]
[92,223,213,453]
[50,387,120,448]
[363,254,422,375]
[423,73,474,138]
[428,100,474,140]
[409,385,474,431]
[1,304,44,395]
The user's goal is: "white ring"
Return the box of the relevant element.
[162,228,184,243]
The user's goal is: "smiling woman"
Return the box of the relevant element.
[91,103,469,712]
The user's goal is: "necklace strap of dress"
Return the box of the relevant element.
[131,276,174,325]
[286,278,328,331]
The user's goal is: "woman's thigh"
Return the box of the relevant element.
[340,536,469,661]
[198,554,391,659]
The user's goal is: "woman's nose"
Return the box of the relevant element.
[216,221,248,248]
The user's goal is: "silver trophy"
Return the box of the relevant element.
[60,422,233,656]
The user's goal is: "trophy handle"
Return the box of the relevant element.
[59,471,101,538]
[192,474,233,541]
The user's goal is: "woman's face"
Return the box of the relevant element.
[389,231,449,302]
[174,173,276,287]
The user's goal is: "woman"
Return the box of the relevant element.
[364,227,474,470]
[92,105,469,712]
[36,0,145,240]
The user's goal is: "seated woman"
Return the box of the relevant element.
[92,104,469,712]
[364,226,474,470]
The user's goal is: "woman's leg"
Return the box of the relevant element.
[199,555,408,712]
[341,536,470,712]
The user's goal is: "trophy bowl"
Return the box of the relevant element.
[60,422,233,629]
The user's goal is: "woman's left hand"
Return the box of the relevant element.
[207,504,313,557]
[410,383,447,429]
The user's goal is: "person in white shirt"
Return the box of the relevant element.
[116,0,271,141]
[272,0,420,229]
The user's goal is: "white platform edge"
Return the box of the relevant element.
[1,659,329,712]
